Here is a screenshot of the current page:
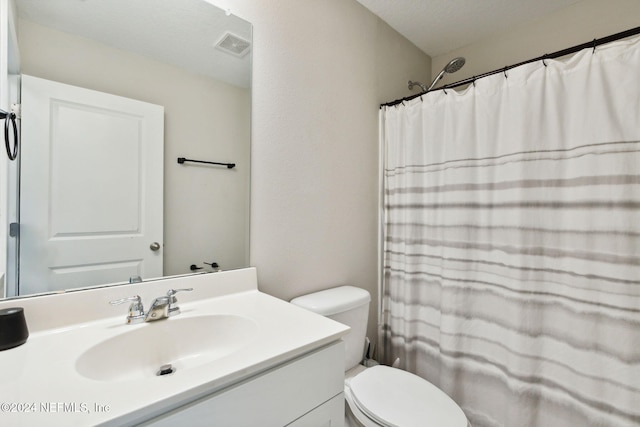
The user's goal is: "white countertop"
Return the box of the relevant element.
[0,268,349,426]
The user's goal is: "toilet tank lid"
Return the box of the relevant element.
[290,286,371,316]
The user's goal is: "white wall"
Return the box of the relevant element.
[432,0,640,84]
[17,20,251,277]
[207,0,431,343]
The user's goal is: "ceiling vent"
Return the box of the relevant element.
[215,32,251,58]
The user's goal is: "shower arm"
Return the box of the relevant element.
[408,80,427,92]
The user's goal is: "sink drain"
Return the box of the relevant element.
[157,363,176,376]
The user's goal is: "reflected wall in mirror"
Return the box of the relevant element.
[3,0,252,298]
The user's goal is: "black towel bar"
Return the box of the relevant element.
[177,157,235,169]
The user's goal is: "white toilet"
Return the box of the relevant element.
[291,286,468,427]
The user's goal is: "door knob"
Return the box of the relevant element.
[150,242,161,251]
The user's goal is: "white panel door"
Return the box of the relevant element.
[19,75,164,294]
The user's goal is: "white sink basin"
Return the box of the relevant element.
[75,315,258,381]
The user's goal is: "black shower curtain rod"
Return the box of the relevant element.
[381,25,640,108]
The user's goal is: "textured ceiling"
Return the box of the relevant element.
[355,0,583,57]
[15,0,252,88]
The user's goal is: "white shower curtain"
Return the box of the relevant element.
[380,35,640,427]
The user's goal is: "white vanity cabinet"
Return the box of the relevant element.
[0,269,350,427]
[142,341,345,427]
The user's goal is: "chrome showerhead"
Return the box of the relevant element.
[427,57,466,91]
[444,57,465,73]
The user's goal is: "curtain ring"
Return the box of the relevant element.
[472,77,477,87]
[542,54,548,67]
[503,67,508,78]
[592,39,597,54]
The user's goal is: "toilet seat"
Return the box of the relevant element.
[344,365,467,427]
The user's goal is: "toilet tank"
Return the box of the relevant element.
[291,286,371,371]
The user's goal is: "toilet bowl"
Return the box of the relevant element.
[291,286,467,427]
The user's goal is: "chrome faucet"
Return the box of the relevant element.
[145,288,193,321]
[110,288,193,324]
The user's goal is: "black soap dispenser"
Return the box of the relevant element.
[0,307,29,350]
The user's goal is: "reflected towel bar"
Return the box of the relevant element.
[1,107,19,161]
[177,157,235,169]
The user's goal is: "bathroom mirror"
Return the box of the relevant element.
[3,0,252,298]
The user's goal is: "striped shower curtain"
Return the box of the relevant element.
[380,35,640,427]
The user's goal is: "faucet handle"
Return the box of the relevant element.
[109,295,145,323]
[109,294,142,307]
[165,288,193,316]
[166,288,193,297]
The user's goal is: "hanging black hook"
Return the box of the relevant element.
[0,109,18,161]
[542,54,548,67]
[592,39,597,54]
[503,67,509,78]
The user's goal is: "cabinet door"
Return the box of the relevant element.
[142,341,345,427]
[286,393,344,427]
